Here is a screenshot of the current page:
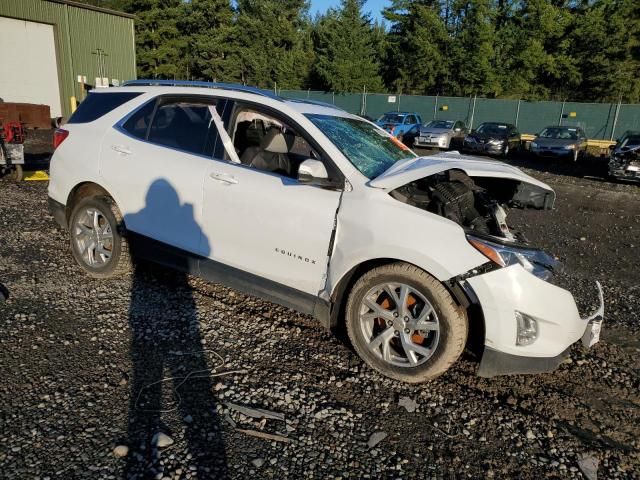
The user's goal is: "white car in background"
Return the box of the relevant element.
[47,81,604,383]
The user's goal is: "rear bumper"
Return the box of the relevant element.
[463,265,604,377]
[48,196,67,229]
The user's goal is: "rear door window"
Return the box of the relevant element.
[147,97,220,156]
[68,91,142,124]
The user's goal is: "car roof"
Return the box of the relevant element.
[93,81,352,117]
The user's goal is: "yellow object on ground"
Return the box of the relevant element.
[24,170,49,181]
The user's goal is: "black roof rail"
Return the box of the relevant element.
[121,79,282,101]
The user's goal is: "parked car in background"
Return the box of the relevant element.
[463,122,521,157]
[530,126,587,162]
[376,112,423,141]
[414,120,467,149]
[610,130,640,157]
[609,131,640,181]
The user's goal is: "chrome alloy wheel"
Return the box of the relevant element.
[358,283,440,368]
[72,207,114,267]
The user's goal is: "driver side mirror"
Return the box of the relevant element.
[298,159,335,187]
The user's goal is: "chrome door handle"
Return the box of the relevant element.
[209,172,238,185]
[111,145,132,155]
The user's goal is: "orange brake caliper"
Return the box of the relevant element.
[407,294,426,344]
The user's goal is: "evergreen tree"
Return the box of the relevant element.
[572,0,640,102]
[450,0,497,96]
[120,0,188,79]
[182,0,237,82]
[234,0,313,89]
[383,0,450,94]
[312,0,384,92]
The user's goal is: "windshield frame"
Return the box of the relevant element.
[476,123,510,137]
[538,127,579,140]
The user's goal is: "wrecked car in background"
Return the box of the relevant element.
[609,132,640,181]
[48,81,604,383]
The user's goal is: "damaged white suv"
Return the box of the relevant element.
[48,81,604,382]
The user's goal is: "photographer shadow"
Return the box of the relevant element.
[123,179,227,479]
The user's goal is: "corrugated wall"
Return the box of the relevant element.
[0,0,135,118]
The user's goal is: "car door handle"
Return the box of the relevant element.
[111,145,132,155]
[209,172,238,185]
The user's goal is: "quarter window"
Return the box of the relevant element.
[68,91,142,124]
[121,100,155,140]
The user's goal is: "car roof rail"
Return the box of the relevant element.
[121,79,282,101]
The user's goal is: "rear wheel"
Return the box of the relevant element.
[345,262,468,383]
[68,196,132,278]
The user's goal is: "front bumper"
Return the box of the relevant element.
[609,159,640,180]
[464,142,504,155]
[531,147,574,158]
[463,265,604,377]
[415,135,448,148]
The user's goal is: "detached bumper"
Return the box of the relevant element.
[463,265,604,377]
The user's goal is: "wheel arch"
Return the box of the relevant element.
[65,181,115,222]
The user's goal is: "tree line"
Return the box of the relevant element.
[79,0,640,102]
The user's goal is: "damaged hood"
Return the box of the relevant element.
[369,152,556,209]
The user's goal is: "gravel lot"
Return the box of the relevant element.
[1,149,639,479]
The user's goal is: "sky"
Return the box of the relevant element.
[310,0,392,23]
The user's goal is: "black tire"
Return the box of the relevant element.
[345,262,468,383]
[68,196,132,278]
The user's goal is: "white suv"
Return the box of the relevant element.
[48,81,604,383]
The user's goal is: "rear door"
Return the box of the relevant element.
[100,95,223,255]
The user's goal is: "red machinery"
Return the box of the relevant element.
[0,120,26,181]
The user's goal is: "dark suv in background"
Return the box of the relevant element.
[463,122,521,157]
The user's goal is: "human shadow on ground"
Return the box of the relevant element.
[123,179,227,479]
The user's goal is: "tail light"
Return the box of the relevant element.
[53,128,69,150]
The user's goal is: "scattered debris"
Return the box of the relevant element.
[236,428,291,443]
[225,402,285,422]
[152,432,174,448]
[112,445,129,458]
[398,396,417,413]
[367,431,387,449]
[578,454,599,480]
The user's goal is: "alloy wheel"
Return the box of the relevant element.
[358,282,440,368]
[72,207,114,267]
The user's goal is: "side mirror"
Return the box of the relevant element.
[298,159,333,187]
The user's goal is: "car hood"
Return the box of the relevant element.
[468,132,507,140]
[419,128,451,135]
[369,152,555,209]
[534,137,577,147]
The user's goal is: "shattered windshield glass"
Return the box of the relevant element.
[306,114,416,179]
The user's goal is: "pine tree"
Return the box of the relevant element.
[234,0,313,89]
[384,0,450,95]
[182,0,237,82]
[312,0,384,93]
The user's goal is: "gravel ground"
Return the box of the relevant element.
[0,153,639,479]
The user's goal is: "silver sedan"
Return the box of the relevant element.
[413,120,468,149]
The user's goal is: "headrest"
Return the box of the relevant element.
[261,128,294,153]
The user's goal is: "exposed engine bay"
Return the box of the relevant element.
[390,169,536,243]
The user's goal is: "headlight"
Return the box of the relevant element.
[465,136,476,143]
[563,144,576,150]
[489,139,504,145]
[467,236,559,281]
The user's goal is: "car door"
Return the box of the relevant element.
[200,102,343,297]
[100,95,222,255]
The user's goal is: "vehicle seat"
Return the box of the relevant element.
[240,128,294,177]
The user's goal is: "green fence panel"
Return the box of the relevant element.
[473,98,519,128]
[515,101,563,136]
[560,102,617,139]
[431,97,473,125]
[273,90,640,140]
[613,105,640,140]
[333,93,362,114]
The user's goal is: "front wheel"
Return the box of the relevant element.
[68,196,132,278]
[345,263,468,383]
